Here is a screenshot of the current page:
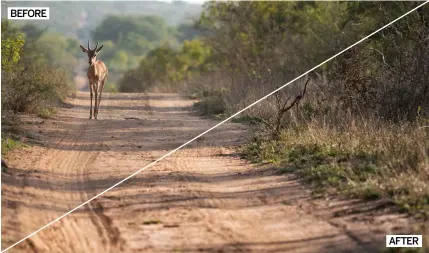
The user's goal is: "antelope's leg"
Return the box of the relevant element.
[89,83,93,119]
[94,81,99,119]
[96,79,105,117]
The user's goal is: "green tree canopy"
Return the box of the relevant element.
[92,15,171,44]
[1,21,25,71]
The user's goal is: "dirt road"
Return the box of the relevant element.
[2,92,411,253]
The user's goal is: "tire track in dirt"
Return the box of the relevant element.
[171,151,250,253]
[4,96,125,253]
[2,92,411,253]
[30,131,103,252]
[2,119,94,252]
[45,108,125,253]
[78,120,126,252]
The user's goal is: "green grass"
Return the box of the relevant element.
[37,107,57,119]
[1,136,23,156]
[278,167,296,173]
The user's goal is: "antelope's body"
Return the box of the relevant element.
[80,41,108,119]
[88,60,108,83]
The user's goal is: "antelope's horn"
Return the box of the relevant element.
[95,41,99,51]
[88,40,90,50]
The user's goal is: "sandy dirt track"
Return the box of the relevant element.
[2,92,412,253]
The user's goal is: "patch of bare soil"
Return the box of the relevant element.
[2,92,413,253]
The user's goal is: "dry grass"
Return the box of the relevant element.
[242,119,429,218]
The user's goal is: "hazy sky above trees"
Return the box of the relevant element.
[163,0,206,4]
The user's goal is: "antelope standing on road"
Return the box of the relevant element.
[80,41,108,119]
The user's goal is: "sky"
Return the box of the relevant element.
[1,0,208,3]
[163,0,207,4]
[185,0,206,4]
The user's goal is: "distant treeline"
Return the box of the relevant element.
[1,1,204,89]
[91,14,204,86]
[0,1,202,38]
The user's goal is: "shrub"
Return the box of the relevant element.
[1,136,23,156]
[37,107,57,119]
[193,90,227,116]
[1,20,71,118]
[1,66,69,114]
[104,83,119,93]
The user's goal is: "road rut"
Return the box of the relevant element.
[2,92,410,253]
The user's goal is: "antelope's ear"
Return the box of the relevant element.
[80,45,89,53]
[96,45,104,53]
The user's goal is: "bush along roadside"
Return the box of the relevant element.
[192,89,228,119]
[240,122,429,220]
[1,136,23,157]
[1,135,25,173]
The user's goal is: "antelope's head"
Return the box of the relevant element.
[80,41,104,66]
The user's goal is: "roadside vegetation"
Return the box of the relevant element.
[203,1,429,219]
[118,1,429,225]
[191,2,429,247]
[1,20,74,158]
[1,1,203,91]
[1,20,73,123]
[1,137,23,157]
[1,2,202,154]
[1,1,428,244]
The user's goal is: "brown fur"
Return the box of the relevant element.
[80,41,108,119]
[88,60,108,84]
[87,60,108,120]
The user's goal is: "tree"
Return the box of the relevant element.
[1,21,25,71]
[109,50,129,71]
[118,39,213,92]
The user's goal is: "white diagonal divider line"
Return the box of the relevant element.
[3,1,428,252]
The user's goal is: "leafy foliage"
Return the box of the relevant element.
[118,39,213,92]
[92,15,171,44]
[1,136,23,156]
[1,1,205,91]
[191,1,429,218]
[88,14,206,88]
[1,21,25,71]
[1,21,71,117]
[192,1,429,125]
